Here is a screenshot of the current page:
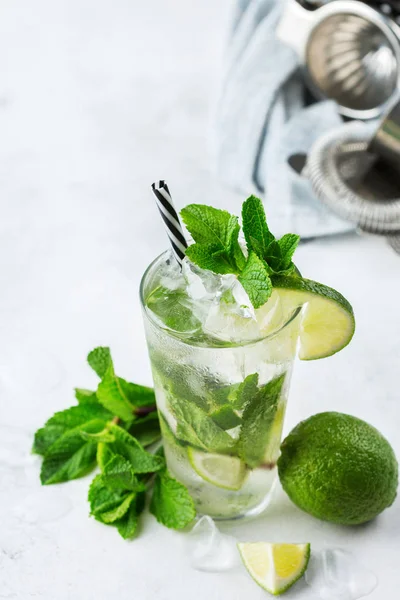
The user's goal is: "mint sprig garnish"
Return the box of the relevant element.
[180,195,300,308]
[33,347,195,540]
[180,204,239,247]
[180,204,245,275]
[242,196,300,276]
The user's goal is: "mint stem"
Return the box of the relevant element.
[134,404,157,417]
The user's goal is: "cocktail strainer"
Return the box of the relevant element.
[278,0,400,119]
[388,233,400,251]
[305,120,400,235]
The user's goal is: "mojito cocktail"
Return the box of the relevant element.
[141,196,355,520]
[140,255,301,519]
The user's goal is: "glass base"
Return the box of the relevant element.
[163,437,279,521]
[195,472,278,522]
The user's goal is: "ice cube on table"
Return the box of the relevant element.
[305,548,378,600]
[185,516,239,572]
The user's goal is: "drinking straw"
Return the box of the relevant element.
[151,180,188,267]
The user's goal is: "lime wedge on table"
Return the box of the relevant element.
[188,447,248,491]
[272,275,355,360]
[238,542,311,595]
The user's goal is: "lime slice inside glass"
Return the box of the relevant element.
[188,447,248,491]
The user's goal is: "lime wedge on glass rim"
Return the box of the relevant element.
[271,275,355,360]
[187,447,248,491]
[238,541,311,595]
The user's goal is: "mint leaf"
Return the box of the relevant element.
[40,419,106,484]
[129,413,161,447]
[185,243,236,275]
[89,474,126,516]
[97,362,135,422]
[207,380,241,409]
[88,474,137,524]
[158,412,183,450]
[33,424,66,456]
[264,240,282,271]
[210,406,241,430]
[277,233,300,270]
[238,252,272,309]
[97,441,115,471]
[108,424,165,473]
[118,380,155,409]
[38,404,112,431]
[74,388,98,405]
[150,469,196,529]
[242,196,274,257]
[147,285,201,332]
[181,204,244,274]
[87,347,111,378]
[208,374,258,413]
[33,404,113,456]
[231,373,259,410]
[88,347,156,411]
[102,455,146,492]
[232,239,246,271]
[237,373,286,468]
[241,196,299,276]
[100,493,137,524]
[181,204,239,249]
[168,395,236,453]
[248,235,265,260]
[80,428,116,443]
[116,492,145,539]
[151,356,209,412]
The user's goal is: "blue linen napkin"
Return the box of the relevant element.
[214,0,354,237]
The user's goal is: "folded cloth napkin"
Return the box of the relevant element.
[214,0,354,238]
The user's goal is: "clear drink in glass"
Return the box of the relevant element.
[140,251,301,520]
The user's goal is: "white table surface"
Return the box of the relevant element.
[0,1,399,598]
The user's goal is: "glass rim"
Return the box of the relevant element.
[139,250,302,349]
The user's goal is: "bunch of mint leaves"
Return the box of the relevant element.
[180,195,300,309]
[33,347,196,539]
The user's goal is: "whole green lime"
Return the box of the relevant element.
[278,412,398,525]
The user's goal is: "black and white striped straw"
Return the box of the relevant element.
[151,180,188,267]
